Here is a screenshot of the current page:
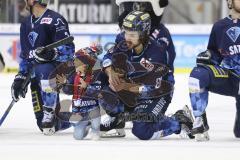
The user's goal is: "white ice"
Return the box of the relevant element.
[0,73,239,160]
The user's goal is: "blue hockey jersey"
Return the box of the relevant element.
[115,23,176,75]
[208,16,240,75]
[19,9,75,74]
[103,38,174,84]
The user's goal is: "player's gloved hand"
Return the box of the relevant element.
[33,47,58,63]
[11,73,28,102]
[196,50,223,66]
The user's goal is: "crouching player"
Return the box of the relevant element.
[101,11,194,140]
[189,0,240,141]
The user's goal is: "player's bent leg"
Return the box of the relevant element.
[73,121,90,140]
[91,117,101,140]
[30,78,44,131]
[132,97,183,140]
[132,122,156,140]
[189,66,211,141]
[132,118,180,140]
[35,63,59,135]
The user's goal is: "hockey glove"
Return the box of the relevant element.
[33,47,58,63]
[196,50,222,66]
[11,73,28,102]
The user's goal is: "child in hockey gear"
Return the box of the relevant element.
[11,0,75,135]
[189,0,240,141]
[56,45,102,140]
[0,52,5,72]
[101,11,193,140]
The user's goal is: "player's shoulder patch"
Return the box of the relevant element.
[40,17,53,24]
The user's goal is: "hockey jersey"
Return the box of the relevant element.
[19,9,75,74]
[208,16,240,75]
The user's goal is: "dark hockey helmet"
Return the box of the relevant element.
[116,0,168,30]
[123,11,151,34]
[122,11,151,45]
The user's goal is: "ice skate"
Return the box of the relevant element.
[42,107,55,136]
[173,105,195,139]
[191,112,210,141]
[100,115,125,138]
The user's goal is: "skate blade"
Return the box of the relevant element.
[100,129,126,138]
[43,127,55,136]
[195,132,210,141]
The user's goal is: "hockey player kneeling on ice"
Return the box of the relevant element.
[189,0,240,141]
[100,11,194,140]
[100,0,177,138]
[11,0,75,135]
[0,52,5,72]
[56,48,101,140]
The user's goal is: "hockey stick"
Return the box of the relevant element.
[0,36,74,127]
[44,36,74,50]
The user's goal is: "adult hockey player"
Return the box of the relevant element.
[11,0,75,135]
[189,0,240,141]
[101,11,193,140]
[0,52,5,72]
[100,0,176,137]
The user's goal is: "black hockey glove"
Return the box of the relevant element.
[11,73,28,102]
[196,50,222,66]
[33,47,58,63]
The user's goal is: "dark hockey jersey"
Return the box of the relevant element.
[208,16,240,75]
[19,9,75,74]
[102,38,174,84]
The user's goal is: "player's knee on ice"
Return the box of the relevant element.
[91,117,100,132]
[132,122,155,140]
[73,121,90,140]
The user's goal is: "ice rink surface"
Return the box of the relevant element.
[0,73,239,160]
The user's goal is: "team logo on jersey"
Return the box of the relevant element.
[40,17,53,24]
[140,58,154,71]
[54,18,65,26]
[226,27,240,42]
[28,32,38,47]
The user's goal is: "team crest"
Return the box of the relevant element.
[40,17,53,24]
[226,27,240,42]
[28,32,38,47]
